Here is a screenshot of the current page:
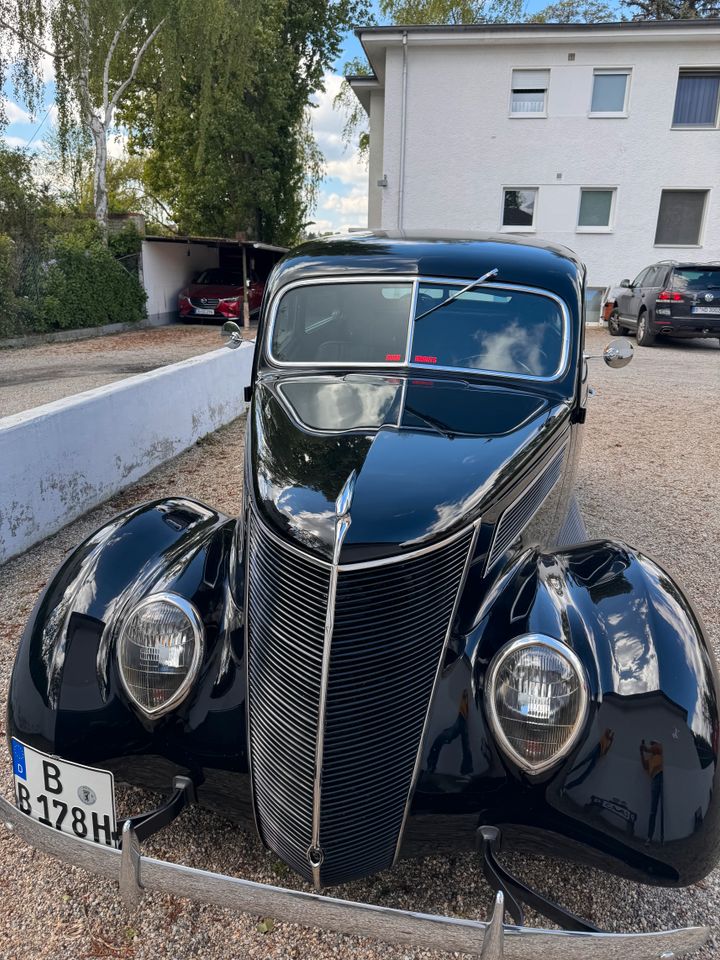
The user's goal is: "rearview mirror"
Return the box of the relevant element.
[603,338,633,369]
[221,320,243,349]
[619,279,631,288]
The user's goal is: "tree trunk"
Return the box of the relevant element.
[90,116,109,242]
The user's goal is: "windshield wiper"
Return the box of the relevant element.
[414,268,499,322]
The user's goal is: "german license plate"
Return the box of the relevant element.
[692,306,720,315]
[194,307,215,315]
[12,739,118,848]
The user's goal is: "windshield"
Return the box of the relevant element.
[673,267,720,291]
[268,280,566,378]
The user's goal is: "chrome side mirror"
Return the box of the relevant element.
[221,320,243,350]
[603,338,633,368]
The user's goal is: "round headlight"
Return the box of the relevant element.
[117,593,204,717]
[486,635,588,773]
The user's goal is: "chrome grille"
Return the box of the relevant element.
[190,297,219,308]
[486,444,566,572]
[246,510,474,886]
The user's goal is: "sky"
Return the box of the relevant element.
[2,0,567,236]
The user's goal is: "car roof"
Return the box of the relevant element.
[267,230,584,310]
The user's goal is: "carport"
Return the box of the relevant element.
[141,236,287,328]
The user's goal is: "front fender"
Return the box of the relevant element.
[7,498,252,817]
[404,540,720,886]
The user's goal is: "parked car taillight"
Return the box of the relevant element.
[658,290,683,301]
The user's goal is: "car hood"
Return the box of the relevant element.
[249,373,570,562]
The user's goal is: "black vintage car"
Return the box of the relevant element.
[4,232,719,958]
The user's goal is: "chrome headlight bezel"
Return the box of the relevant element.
[485,634,589,775]
[117,592,204,718]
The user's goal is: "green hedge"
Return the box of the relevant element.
[39,235,146,331]
[0,229,147,339]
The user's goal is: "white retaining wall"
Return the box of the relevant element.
[0,342,254,563]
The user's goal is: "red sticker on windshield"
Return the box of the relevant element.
[414,355,437,364]
[385,353,401,362]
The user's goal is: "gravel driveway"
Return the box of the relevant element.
[0,328,718,960]
[0,325,254,419]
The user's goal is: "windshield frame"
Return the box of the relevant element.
[263,275,572,383]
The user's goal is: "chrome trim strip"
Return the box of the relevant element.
[0,796,709,959]
[484,634,590,775]
[243,505,263,843]
[404,278,419,361]
[484,443,567,574]
[393,519,482,865]
[248,501,481,572]
[262,274,572,384]
[311,561,339,889]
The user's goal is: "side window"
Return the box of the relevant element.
[631,267,650,288]
[645,266,665,288]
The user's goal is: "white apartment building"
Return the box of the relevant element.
[349,19,720,317]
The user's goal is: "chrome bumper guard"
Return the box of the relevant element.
[0,794,709,959]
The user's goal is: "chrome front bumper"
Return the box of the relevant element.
[0,794,709,959]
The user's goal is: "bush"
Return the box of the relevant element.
[108,223,142,259]
[0,234,36,339]
[38,235,147,331]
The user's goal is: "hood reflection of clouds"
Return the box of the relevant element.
[278,379,399,433]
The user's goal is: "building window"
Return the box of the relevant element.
[672,70,720,127]
[590,69,630,115]
[654,190,708,246]
[502,188,537,229]
[577,188,615,230]
[510,70,549,116]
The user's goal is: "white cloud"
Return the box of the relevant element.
[1,134,44,149]
[3,99,31,124]
[309,72,368,234]
[322,188,368,217]
[107,132,129,159]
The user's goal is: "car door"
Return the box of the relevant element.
[618,267,650,329]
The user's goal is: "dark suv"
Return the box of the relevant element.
[607,261,720,347]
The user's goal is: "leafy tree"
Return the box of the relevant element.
[334,56,372,160]
[622,0,719,16]
[0,1,262,238]
[377,0,523,21]
[126,0,365,244]
[529,0,617,21]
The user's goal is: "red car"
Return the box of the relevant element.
[178,268,264,323]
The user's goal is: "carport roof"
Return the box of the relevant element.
[144,235,288,254]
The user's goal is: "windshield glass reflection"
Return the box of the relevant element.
[267,279,566,379]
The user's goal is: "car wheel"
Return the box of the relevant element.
[608,310,628,336]
[636,310,656,347]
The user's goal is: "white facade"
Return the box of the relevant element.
[350,21,720,312]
